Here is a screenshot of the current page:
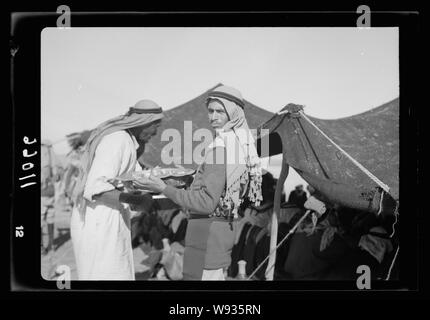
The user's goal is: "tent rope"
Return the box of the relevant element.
[385,245,399,280]
[298,111,390,193]
[246,210,311,280]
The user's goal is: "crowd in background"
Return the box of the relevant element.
[42,150,398,281]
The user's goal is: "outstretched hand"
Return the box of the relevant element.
[138,175,167,193]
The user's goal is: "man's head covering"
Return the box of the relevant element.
[205,85,262,216]
[127,99,164,115]
[206,85,245,109]
[72,100,163,207]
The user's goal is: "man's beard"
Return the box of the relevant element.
[138,135,149,143]
[139,132,155,143]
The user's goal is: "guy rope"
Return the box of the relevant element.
[298,110,390,193]
[298,110,398,238]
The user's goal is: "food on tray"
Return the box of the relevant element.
[115,167,195,181]
[109,166,195,193]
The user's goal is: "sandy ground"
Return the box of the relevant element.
[41,200,77,281]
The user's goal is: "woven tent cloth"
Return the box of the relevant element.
[64,84,274,169]
[256,98,399,215]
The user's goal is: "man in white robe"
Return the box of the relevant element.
[70,100,163,280]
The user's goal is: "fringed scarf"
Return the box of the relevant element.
[206,96,263,218]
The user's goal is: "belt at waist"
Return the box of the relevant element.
[189,213,240,222]
[189,213,210,219]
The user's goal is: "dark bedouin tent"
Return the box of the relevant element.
[143,83,274,168]
[65,84,274,169]
[255,98,399,280]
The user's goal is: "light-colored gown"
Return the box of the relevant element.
[71,130,140,280]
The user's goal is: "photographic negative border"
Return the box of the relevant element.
[9,8,422,298]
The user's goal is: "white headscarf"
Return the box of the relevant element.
[71,100,163,211]
[206,88,263,217]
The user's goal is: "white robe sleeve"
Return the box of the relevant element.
[83,132,132,201]
[135,161,143,172]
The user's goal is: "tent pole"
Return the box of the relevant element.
[265,159,289,280]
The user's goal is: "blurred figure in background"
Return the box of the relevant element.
[64,130,91,207]
[261,170,276,206]
[63,147,84,207]
[288,184,308,209]
[41,140,62,255]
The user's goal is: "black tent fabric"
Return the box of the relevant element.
[143,83,274,168]
[257,98,399,216]
[65,84,274,169]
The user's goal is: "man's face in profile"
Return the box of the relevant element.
[207,100,229,130]
[135,122,160,143]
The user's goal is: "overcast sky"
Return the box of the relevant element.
[42,27,399,155]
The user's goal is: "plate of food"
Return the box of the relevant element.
[110,166,195,193]
[107,179,155,193]
[149,167,195,179]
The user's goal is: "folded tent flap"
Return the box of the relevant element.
[257,98,399,214]
[258,98,399,280]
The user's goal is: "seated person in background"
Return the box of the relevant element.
[261,170,276,206]
[240,170,275,209]
[282,193,395,280]
[288,184,307,209]
[130,196,158,248]
[228,171,277,279]
[41,140,62,255]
